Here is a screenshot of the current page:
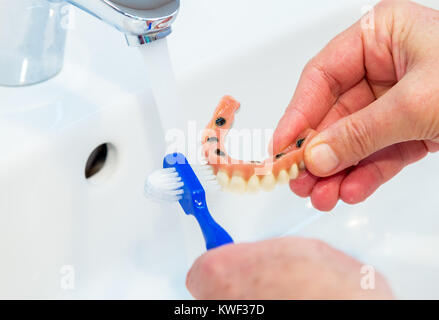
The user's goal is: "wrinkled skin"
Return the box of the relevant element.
[186,237,394,300]
[272,0,439,211]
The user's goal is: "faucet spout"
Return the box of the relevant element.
[0,0,179,87]
[66,0,179,46]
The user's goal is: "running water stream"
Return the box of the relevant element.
[139,39,185,154]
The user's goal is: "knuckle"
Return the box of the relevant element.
[307,238,331,253]
[425,141,439,153]
[398,85,438,140]
[342,117,375,161]
[308,60,342,100]
[377,0,410,11]
[188,252,229,299]
[374,0,413,33]
[194,248,245,299]
[394,143,409,165]
[196,251,226,280]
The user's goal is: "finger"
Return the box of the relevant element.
[305,75,419,177]
[289,171,319,198]
[425,141,439,153]
[186,244,239,300]
[288,81,372,198]
[311,171,347,212]
[186,240,281,299]
[340,141,428,204]
[305,80,374,210]
[271,21,365,154]
[289,80,374,199]
[317,79,376,131]
[186,238,337,300]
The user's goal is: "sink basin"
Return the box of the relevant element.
[0,0,438,299]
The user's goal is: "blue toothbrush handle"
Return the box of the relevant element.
[192,207,234,250]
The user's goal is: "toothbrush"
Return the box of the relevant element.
[145,153,234,250]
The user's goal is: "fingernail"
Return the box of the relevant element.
[308,143,339,175]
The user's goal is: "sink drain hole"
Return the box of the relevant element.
[85,143,116,181]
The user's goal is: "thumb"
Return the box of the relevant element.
[304,83,416,177]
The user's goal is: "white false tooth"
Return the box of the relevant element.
[289,163,299,180]
[277,170,290,185]
[247,175,261,193]
[261,173,276,192]
[229,175,247,194]
[216,170,230,189]
[299,161,306,170]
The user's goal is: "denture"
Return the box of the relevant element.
[202,95,317,194]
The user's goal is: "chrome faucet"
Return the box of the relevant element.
[0,0,179,86]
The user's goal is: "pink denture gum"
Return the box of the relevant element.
[202,96,317,193]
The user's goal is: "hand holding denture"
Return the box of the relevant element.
[270,1,439,211]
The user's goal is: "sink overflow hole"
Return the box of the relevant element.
[85,144,109,179]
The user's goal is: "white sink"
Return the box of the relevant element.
[0,0,438,299]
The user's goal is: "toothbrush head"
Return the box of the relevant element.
[145,153,234,250]
[144,153,220,209]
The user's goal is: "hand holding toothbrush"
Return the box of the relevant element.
[186,237,394,300]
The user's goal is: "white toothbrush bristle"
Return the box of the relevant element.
[144,167,184,202]
[192,164,221,192]
[145,164,220,202]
